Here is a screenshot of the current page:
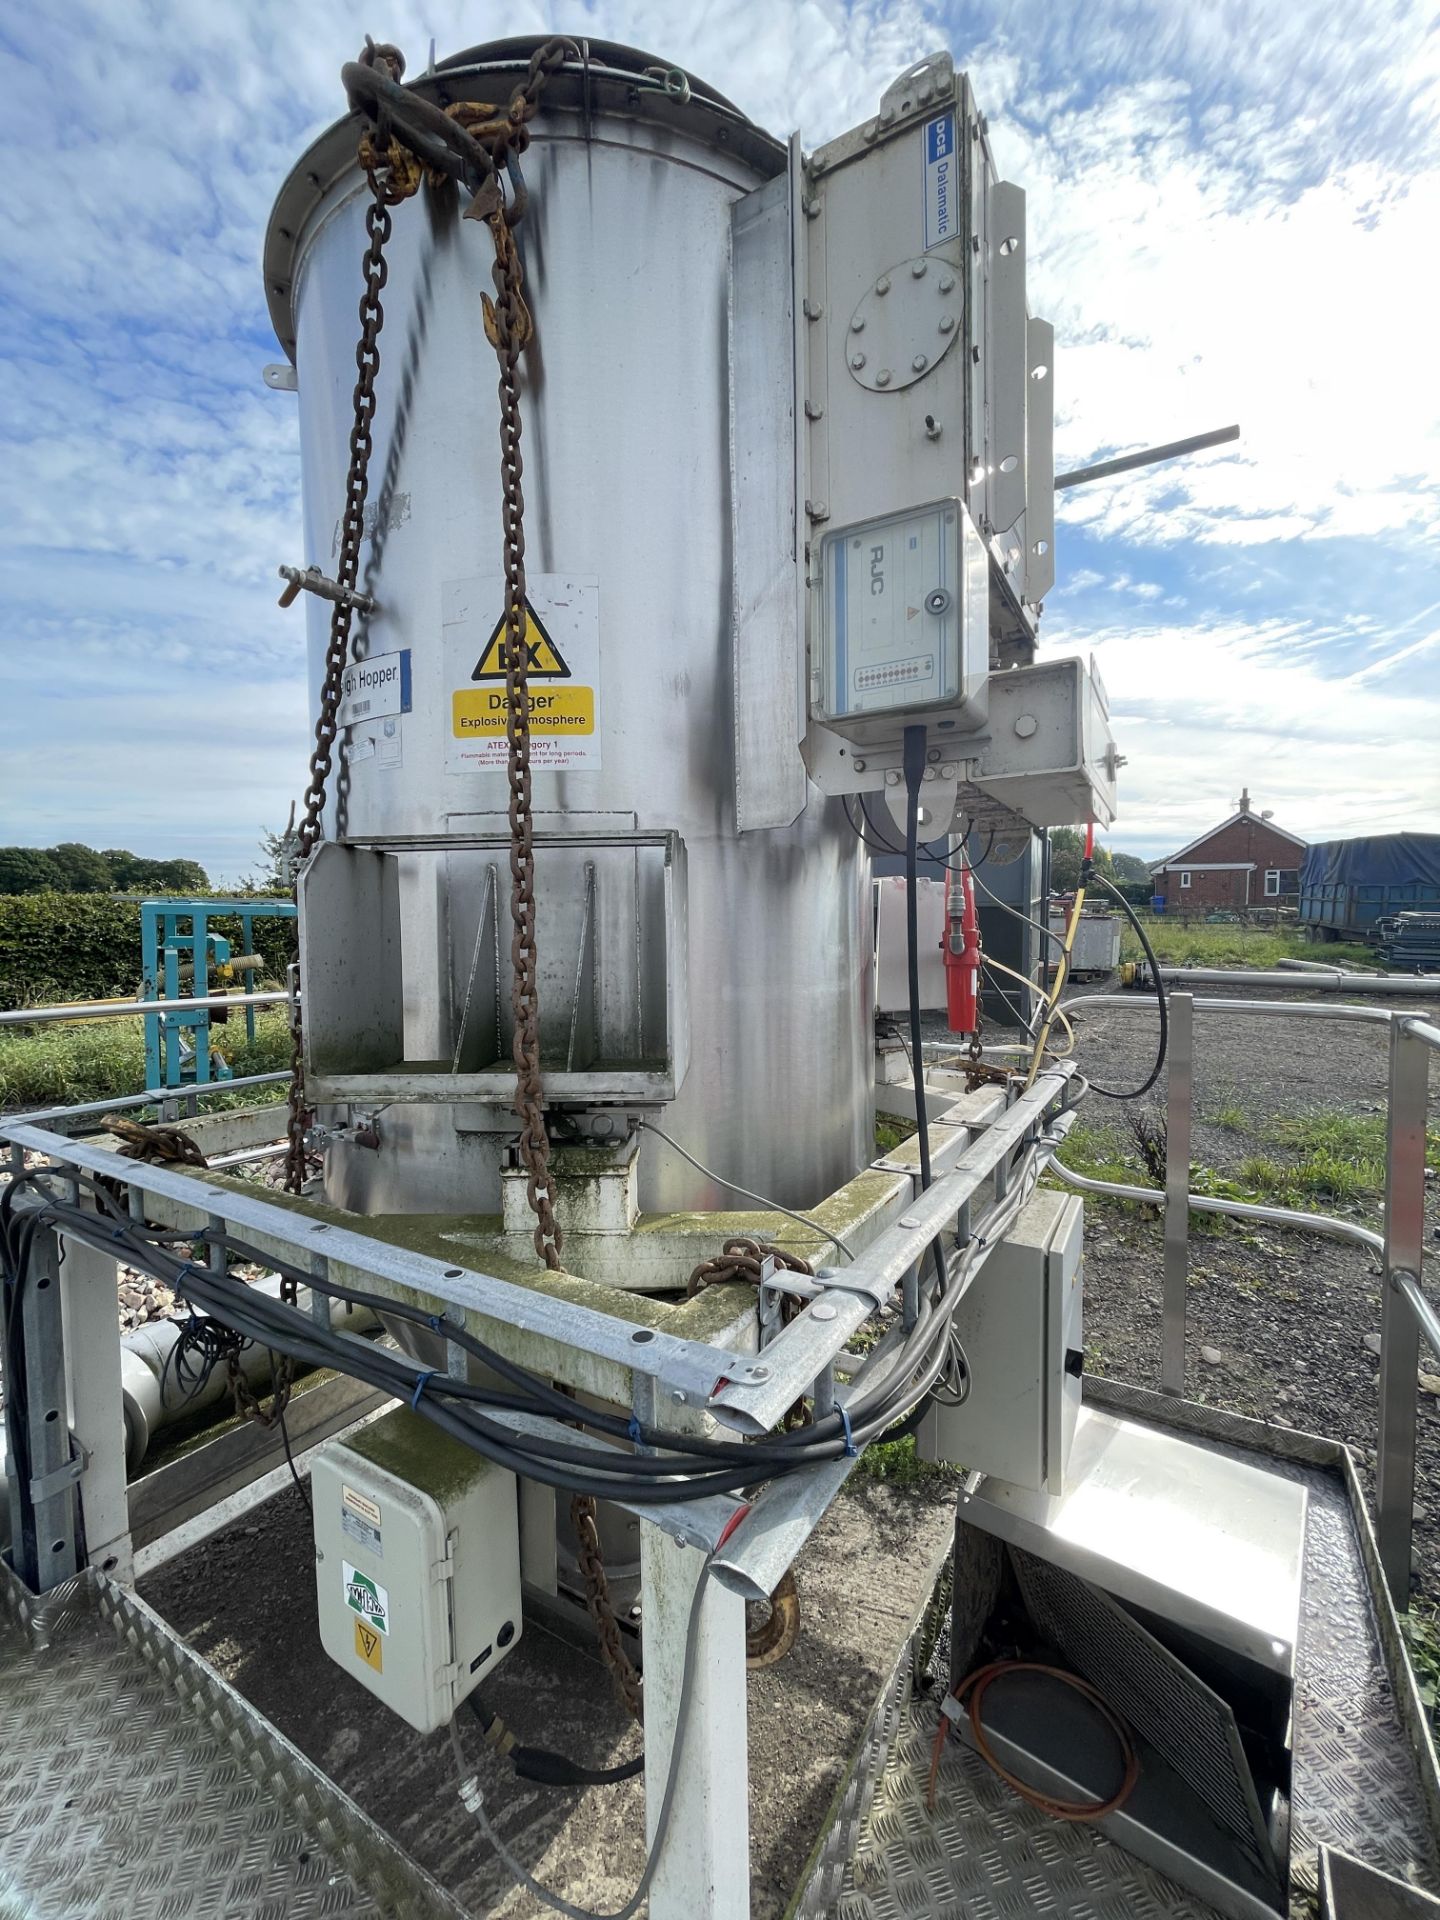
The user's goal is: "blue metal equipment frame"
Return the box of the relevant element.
[140,899,296,1091]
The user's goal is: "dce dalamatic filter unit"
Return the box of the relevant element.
[264,38,1115,1229]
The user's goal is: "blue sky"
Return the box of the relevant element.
[1,0,1436,877]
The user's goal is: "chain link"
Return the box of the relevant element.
[285,34,657,1708]
[285,46,411,1196]
[478,45,573,1272]
[570,1492,647,1721]
[226,1345,296,1431]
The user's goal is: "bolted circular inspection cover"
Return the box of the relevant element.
[846,256,962,392]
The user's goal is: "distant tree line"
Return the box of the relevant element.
[0,842,210,897]
[1047,827,1153,897]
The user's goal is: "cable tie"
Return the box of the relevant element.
[427,1314,444,1333]
[627,1412,643,1445]
[411,1368,436,1410]
[839,1404,858,1458]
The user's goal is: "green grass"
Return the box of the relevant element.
[1051,1110,1440,1217]
[875,1115,918,1154]
[0,1007,291,1112]
[1120,922,1377,971]
[852,1431,959,1487]
[1402,1606,1440,1726]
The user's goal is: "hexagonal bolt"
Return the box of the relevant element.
[850,315,866,332]
[876,275,892,295]
[850,352,867,372]
[911,258,928,278]
[939,314,956,334]
[912,354,928,372]
[876,368,893,386]
[938,273,956,293]
[804,400,824,420]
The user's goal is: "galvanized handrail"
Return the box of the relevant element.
[0,990,288,1027]
[1053,990,1438,1604]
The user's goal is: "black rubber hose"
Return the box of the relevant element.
[1078,867,1170,1100]
[513,1746,646,1787]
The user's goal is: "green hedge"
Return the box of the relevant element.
[0,894,297,1007]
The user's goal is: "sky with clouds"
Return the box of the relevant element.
[1,0,1436,877]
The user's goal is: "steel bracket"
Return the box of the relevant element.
[763,1266,894,1314]
[277,565,376,614]
[30,1446,87,1506]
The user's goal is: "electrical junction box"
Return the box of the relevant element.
[311,1407,522,1734]
[918,1188,1083,1494]
[816,499,988,744]
[726,53,1120,839]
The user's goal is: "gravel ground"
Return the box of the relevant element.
[1045,979,1440,1606]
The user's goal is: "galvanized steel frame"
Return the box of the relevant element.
[1050,992,1440,1606]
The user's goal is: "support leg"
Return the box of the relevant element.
[1161,991,1194,1396]
[60,1234,133,1581]
[1377,1020,1428,1604]
[640,1522,749,1920]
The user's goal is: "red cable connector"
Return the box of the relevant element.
[944,854,981,1035]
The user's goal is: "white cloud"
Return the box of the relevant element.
[1075,610,1440,855]
[0,0,1436,874]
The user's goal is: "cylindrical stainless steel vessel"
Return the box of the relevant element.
[268,41,872,1219]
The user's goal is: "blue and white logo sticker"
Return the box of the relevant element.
[923,110,958,250]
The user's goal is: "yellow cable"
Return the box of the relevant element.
[982,954,1076,1059]
[1024,887,1085,1088]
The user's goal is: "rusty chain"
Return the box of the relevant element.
[226,1344,296,1431]
[284,41,415,1197]
[476,41,573,1275]
[282,35,670,1719]
[571,1494,647,1721]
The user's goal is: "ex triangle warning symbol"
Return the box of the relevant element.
[472,600,571,681]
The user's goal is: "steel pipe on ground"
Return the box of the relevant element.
[1150,968,1436,994]
[1074,993,1399,1026]
[1048,1161,1385,1257]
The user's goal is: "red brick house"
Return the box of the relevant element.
[1150,790,1307,911]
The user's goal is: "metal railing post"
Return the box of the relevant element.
[1377,1019,1430,1605]
[1161,992,1194,1396]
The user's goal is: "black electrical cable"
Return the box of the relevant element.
[279,1405,313,1513]
[468,1699,645,1787]
[1,1134,1051,1511]
[901,725,949,1305]
[1069,867,1169,1100]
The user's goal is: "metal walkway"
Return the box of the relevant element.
[820,1391,1440,1919]
[0,1562,459,1920]
[4,1398,1438,1919]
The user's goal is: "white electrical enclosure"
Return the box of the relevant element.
[816,500,988,742]
[311,1408,522,1734]
[919,1188,1083,1493]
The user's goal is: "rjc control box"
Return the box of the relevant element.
[311,1406,522,1735]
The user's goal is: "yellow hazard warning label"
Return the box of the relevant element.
[443,573,601,775]
[452,686,595,736]
[471,600,571,681]
[354,1617,384,1673]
